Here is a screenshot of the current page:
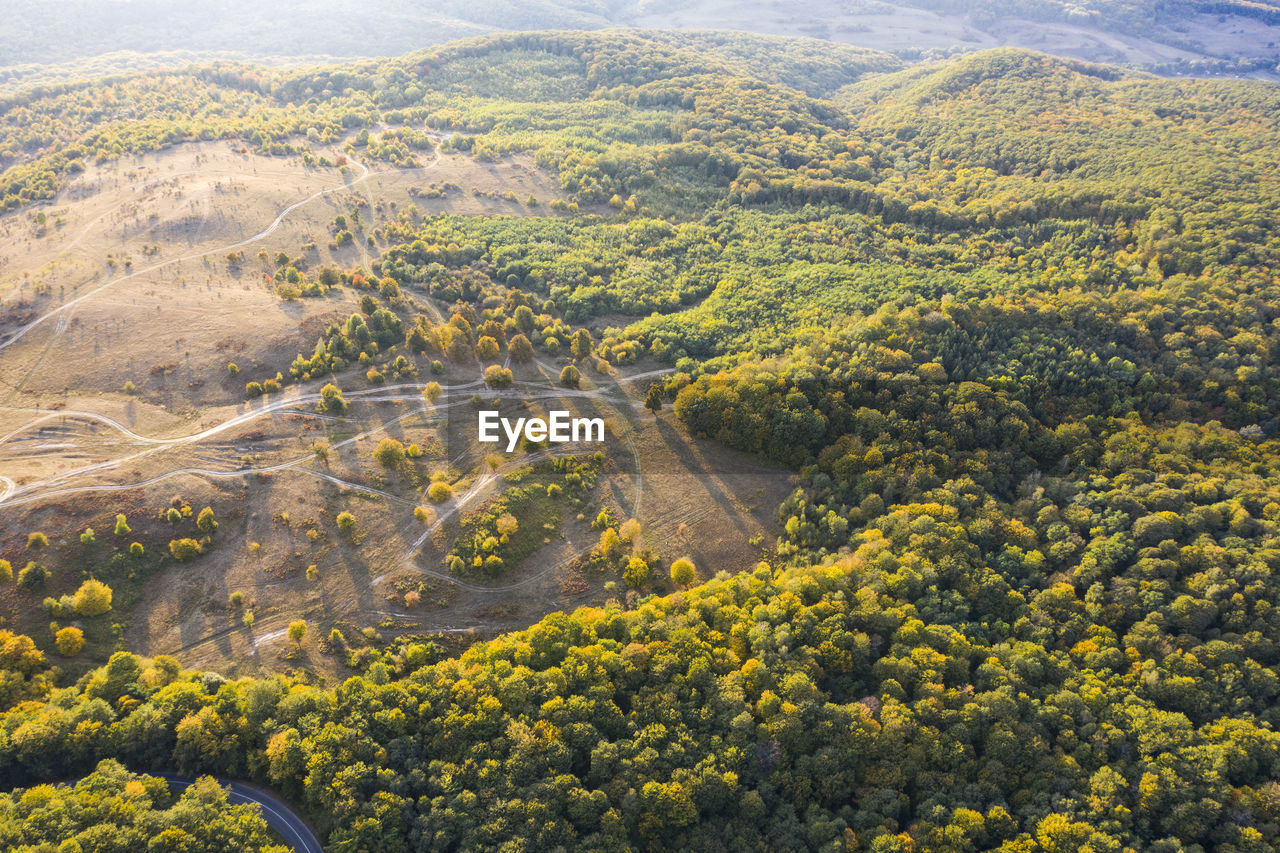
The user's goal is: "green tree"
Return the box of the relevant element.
[571,329,594,361]
[508,334,535,363]
[287,620,307,646]
[114,513,131,535]
[476,336,500,361]
[644,382,663,416]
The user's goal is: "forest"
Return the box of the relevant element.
[2,29,1280,852]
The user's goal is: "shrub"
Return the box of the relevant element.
[169,538,202,561]
[476,336,500,361]
[336,511,357,537]
[373,438,406,469]
[559,365,581,388]
[245,381,264,398]
[483,365,513,388]
[670,558,696,587]
[496,513,519,537]
[54,626,85,656]
[0,559,11,583]
[73,579,113,616]
[27,532,48,550]
[288,620,307,645]
[114,514,130,535]
[423,381,443,402]
[17,562,48,590]
[196,507,217,533]
[619,518,642,543]
[427,482,454,503]
[414,506,435,524]
[80,528,95,544]
[599,527,622,559]
[624,556,651,588]
[229,591,244,608]
[320,383,346,413]
[129,542,144,556]
[508,334,535,364]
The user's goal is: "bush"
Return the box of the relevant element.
[245,381,264,398]
[560,365,581,388]
[320,383,346,413]
[670,558,696,587]
[427,482,454,503]
[414,506,435,524]
[508,334,535,364]
[80,528,95,544]
[483,365,513,388]
[114,514,130,535]
[17,562,47,590]
[129,542,144,556]
[196,507,217,533]
[0,559,11,583]
[169,538,202,561]
[73,579,113,616]
[336,511,357,537]
[423,381,443,403]
[624,556,651,588]
[27,532,48,550]
[54,626,85,656]
[476,336,500,361]
[373,438,406,469]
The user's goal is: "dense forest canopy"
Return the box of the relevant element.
[3,29,1280,851]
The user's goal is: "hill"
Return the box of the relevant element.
[1,31,1280,850]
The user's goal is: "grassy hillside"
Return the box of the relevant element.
[2,31,1280,850]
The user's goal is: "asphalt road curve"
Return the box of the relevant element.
[157,773,324,853]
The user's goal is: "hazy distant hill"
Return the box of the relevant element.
[1,0,1276,88]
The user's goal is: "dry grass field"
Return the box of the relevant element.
[0,137,792,679]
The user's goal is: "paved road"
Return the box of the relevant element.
[157,773,324,853]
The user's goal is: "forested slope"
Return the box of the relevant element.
[3,32,1280,851]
